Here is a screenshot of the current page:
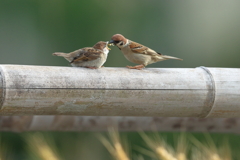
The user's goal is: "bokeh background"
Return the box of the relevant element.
[0,0,240,159]
[1,0,240,68]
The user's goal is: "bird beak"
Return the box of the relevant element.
[109,40,115,44]
[107,46,111,50]
[108,40,115,46]
[106,41,111,50]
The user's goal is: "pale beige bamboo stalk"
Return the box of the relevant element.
[190,135,223,160]
[139,132,178,160]
[176,133,187,160]
[155,146,178,160]
[0,137,7,160]
[26,133,60,160]
[99,128,130,160]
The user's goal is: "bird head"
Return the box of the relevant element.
[109,34,128,48]
[93,41,110,50]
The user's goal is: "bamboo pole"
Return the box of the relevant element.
[0,65,239,117]
[0,116,239,133]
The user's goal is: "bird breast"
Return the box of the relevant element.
[121,46,151,65]
[103,47,109,57]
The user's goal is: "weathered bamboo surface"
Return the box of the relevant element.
[0,65,239,117]
[0,116,239,133]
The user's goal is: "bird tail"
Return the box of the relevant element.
[52,52,73,62]
[52,52,69,58]
[161,55,183,61]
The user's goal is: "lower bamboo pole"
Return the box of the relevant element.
[0,116,239,133]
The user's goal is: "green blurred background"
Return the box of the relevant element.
[0,0,240,159]
[1,0,240,68]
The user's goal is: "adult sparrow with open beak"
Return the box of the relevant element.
[109,34,182,70]
[52,41,110,69]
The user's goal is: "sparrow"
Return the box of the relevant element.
[52,41,110,69]
[109,34,182,70]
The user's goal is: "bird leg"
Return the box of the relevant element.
[126,65,145,70]
[85,66,98,69]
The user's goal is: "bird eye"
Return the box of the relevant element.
[115,41,120,43]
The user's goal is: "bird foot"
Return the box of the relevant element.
[126,65,145,70]
[85,66,98,69]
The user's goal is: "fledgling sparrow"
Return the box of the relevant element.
[52,41,110,69]
[109,34,182,70]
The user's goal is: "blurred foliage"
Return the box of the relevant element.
[0,132,240,160]
[0,0,240,159]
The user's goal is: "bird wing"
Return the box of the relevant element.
[70,47,103,63]
[129,41,162,56]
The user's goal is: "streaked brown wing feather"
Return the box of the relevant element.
[129,41,158,56]
[71,48,102,63]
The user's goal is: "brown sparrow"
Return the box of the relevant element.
[52,41,110,69]
[109,34,182,70]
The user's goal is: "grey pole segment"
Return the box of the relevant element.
[206,68,240,117]
[0,65,239,117]
[197,66,215,117]
[0,69,5,109]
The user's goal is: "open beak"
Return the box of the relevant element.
[108,40,115,46]
[109,40,115,44]
[106,41,111,50]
